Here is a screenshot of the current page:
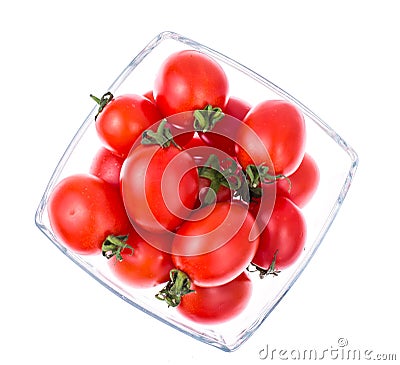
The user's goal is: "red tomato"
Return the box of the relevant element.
[197,114,239,157]
[121,143,199,233]
[172,201,259,287]
[89,147,124,187]
[166,112,195,147]
[48,174,131,255]
[178,272,252,324]
[252,196,306,272]
[154,50,229,116]
[182,133,207,150]
[224,96,251,121]
[103,229,174,288]
[236,99,306,176]
[277,152,320,207]
[197,97,251,156]
[93,93,163,157]
[143,90,155,103]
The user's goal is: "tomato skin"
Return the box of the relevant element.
[89,147,124,188]
[252,196,306,270]
[107,229,174,288]
[48,174,131,255]
[172,201,259,287]
[96,94,163,157]
[178,272,252,324]
[143,90,155,103]
[236,99,306,176]
[198,119,238,157]
[198,96,251,156]
[121,144,199,233]
[224,96,251,121]
[154,50,229,116]
[166,112,195,147]
[277,153,320,208]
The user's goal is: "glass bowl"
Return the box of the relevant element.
[35,31,358,352]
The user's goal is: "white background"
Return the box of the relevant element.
[1,0,399,363]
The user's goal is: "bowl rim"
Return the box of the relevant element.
[34,30,359,352]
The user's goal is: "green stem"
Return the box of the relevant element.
[141,119,181,149]
[198,154,243,205]
[203,178,221,205]
[101,234,133,262]
[248,251,281,279]
[90,91,113,120]
[193,105,225,132]
[155,269,194,307]
[244,164,291,201]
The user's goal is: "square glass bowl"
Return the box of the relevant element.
[35,31,358,351]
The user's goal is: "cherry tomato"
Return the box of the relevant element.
[277,152,320,207]
[48,174,131,255]
[89,147,124,188]
[182,133,206,150]
[154,50,229,116]
[178,272,252,324]
[172,201,259,287]
[121,142,199,233]
[166,112,195,147]
[198,97,251,156]
[236,99,306,176]
[224,96,251,121]
[251,196,306,272]
[93,93,163,157]
[103,228,174,288]
[143,90,155,103]
[197,114,239,157]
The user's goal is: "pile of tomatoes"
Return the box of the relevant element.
[47,49,320,325]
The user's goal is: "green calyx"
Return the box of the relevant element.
[142,118,181,149]
[198,154,243,205]
[248,250,281,279]
[193,105,225,132]
[155,269,194,307]
[90,91,113,120]
[101,234,133,262]
[244,164,291,201]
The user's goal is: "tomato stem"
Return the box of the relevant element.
[193,105,225,132]
[101,234,133,262]
[244,164,291,200]
[90,91,113,120]
[142,118,181,149]
[198,154,243,205]
[248,250,281,278]
[155,269,194,307]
